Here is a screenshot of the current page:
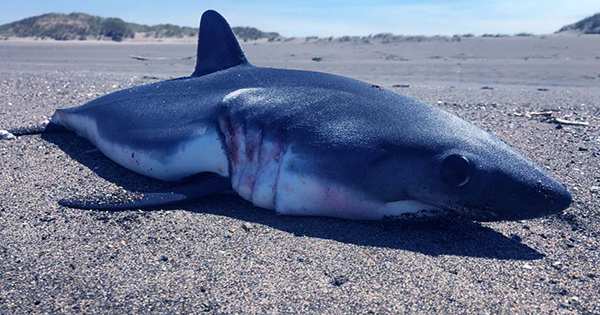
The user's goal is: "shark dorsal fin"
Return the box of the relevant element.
[191,10,249,77]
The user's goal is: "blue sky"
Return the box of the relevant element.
[1,1,599,36]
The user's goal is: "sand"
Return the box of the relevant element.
[0,36,599,313]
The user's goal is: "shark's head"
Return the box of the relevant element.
[414,144,572,221]
[370,102,572,221]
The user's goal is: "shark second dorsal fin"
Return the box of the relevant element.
[191,10,249,77]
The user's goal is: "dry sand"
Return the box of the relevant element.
[0,36,599,313]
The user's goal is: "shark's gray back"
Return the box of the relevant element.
[63,65,488,154]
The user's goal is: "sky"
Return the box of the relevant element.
[1,1,599,36]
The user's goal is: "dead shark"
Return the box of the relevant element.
[8,10,572,221]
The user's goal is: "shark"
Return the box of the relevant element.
[7,10,572,221]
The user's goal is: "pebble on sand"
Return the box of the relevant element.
[331,275,349,286]
[241,223,253,232]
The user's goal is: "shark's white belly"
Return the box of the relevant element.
[54,112,229,181]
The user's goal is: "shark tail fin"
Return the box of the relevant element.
[191,10,249,77]
[4,115,67,138]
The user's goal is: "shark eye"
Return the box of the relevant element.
[441,154,471,187]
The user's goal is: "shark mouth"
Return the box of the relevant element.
[444,203,499,221]
[379,200,496,221]
[417,198,502,221]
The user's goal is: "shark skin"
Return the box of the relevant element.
[38,10,571,221]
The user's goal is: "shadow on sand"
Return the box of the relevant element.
[43,132,544,261]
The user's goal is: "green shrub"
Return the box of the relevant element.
[100,18,134,41]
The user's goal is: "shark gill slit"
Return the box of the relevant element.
[218,114,289,210]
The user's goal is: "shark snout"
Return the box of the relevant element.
[487,167,572,221]
[530,177,572,216]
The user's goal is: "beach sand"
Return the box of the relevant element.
[0,36,599,313]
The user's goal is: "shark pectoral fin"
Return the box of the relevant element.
[59,191,190,210]
[191,10,249,77]
[59,174,232,210]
